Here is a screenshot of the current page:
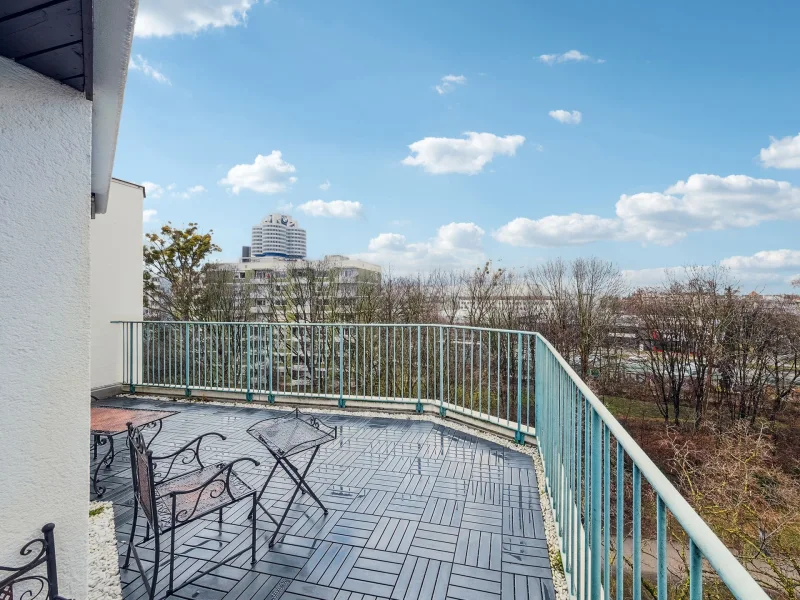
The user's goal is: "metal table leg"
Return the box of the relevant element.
[265,447,325,547]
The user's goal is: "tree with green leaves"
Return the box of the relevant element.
[143,223,221,321]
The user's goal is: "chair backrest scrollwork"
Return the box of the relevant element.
[0,523,66,600]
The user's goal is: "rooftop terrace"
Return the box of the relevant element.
[93,396,556,600]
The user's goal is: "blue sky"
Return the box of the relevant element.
[115,0,800,291]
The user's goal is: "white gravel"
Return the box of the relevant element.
[117,393,569,599]
[88,502,122,600]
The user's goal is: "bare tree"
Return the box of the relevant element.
[528,257,623,378]
[200,264,254,322]
[630,285,692,425]
[430,269,464,324]
[766,299,800,421]
[572,257,625,379]
[463,262,505,326]
[527,258,576,361]
[679,265,733,429]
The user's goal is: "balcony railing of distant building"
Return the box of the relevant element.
[113,321,770,600]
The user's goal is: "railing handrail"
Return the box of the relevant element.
[535,332,769,599]
[111,320,539,337]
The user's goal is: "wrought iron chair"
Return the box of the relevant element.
[123,423,259,599]
[0,523,69,600]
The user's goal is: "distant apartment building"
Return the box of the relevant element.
[251,213,307,259]
[219,254,381,321]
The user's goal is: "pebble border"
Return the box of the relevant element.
[88,501,123,600]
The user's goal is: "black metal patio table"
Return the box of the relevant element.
[90,406,177,498]
[247,409,336,547]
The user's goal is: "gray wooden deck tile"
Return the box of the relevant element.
[86,397,550,600]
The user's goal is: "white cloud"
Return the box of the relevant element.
[549,109,582,125]
[219,151,297,194]
[128,55,171,84]
[297,199,364,219]
[142,182,205,199]
[494,214,622,247]
[618,174,800,244]
[402,132,525,175]
[143,209,158,223]
[496,174,800,247]
[622,265,788,292]
[319,180,331,191]
[141,181,164,199]
[135,0,262,37]
[356,222,486,273]
[435,74,467,95]
[368,233,409,252]
[721,249,800,271]
[621,267,685,289]
[537,50,605,65]
[760,133,800,169]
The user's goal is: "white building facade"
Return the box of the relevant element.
[251,213,307,259]
[0,1,138,596]
[90,179,145,397]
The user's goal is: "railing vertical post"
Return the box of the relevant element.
[246,324,252,401]
[604,425,611,600]
[633,464,642,600]
[338,326,345,408]
[515,332,524,444]
[591,409,602,598]
[268,324,274,404]
[657,496,667,600]
[184,322,191,396]
[439,327,445,417]
[616,441,624,600]
[416,325,423,414]
[128,321,135,393]
[689,540,703,600]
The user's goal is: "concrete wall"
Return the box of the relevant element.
[0,57,92,597]
[91,179,144,395]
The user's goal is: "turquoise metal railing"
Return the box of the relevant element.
[115,321,770,599]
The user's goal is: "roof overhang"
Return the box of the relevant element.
[0,0,93,94]
[90,0,138,214]
[0,0,139,215]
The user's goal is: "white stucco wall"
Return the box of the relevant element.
[91,179,144,393]
[0,57,92,597]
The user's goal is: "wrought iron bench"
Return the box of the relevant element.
[0,523,69,600]
[122,423,259,599]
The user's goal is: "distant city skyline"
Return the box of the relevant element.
[117,0,800,293]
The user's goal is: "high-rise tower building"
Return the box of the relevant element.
[251,214,307,259]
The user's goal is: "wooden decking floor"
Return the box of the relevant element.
[91,396,554,600]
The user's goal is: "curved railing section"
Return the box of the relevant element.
[114,321,770,599]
